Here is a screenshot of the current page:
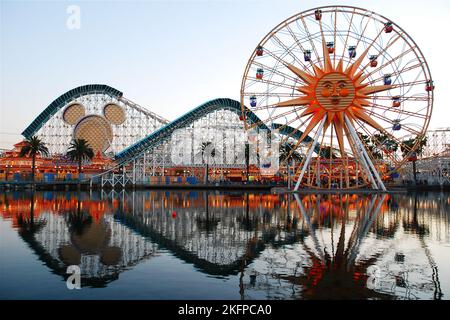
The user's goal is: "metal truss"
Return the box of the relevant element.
[95,98,312,188]
[421,128,450,158]
[30,210,157,286]
[399,128,450,185]
[22,85,169,156]
[99,107,251,187]
[22,85,315,187]
[401,156,450,185]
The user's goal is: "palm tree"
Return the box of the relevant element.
[279,142,303,188]
[319,146,338,159]
[357,132,383,159]
[66,139,94,187]
[19,136,49,183]
[401,136,427,184]
[279,141,303,164]
[371,133,398,155]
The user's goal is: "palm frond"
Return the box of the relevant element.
[19,136,49,158]
[66,138,95,162]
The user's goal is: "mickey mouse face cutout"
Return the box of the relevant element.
[62,103,126,154]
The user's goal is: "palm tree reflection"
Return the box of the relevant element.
[195,191,220,233]
[16,191,46,238]
[4,190,446,297]
[59,192,122,267]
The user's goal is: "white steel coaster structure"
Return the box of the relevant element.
[418,128,449,159]
[22,85,169,156]
[400,128,450,186]
[95,98,311,188]
[98,105,251,188]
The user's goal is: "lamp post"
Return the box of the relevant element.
[287,160,291,189]
[245,142,250,183]
[5,164,11,181]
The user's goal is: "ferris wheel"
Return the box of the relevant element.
[240,5,433,190]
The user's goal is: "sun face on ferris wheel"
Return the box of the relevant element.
[241,6,434,190]
[277,39,392,151]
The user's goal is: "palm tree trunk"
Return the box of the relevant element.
[77,192,81,216]
[412,160,417,184]
[205,191,209,221]
[31,153,36,183]
[30,191,35,226]
[246,162,249,183]
[245,143,250,183]
[78,158,82,191]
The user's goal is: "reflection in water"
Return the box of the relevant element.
[0,190,449,299]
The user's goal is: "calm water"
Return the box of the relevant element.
[0,190,449,300]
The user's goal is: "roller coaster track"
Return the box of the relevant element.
[115,97,315,164]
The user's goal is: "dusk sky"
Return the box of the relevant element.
[1,0,449,149]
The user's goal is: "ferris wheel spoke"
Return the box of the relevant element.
[349,28,386,75]
[247,107,303,130]
[344,11,379,71]
[363,109,422,136]
[370,95,429,102]
[300,15,323,69]
[359,34,403,74]
[264,46,312,77]
[243,92,302,98]
[353,118,399,164]
[284,24,317,70]
[275,97,312,108]
[333,8,337,65]
[262,46,294,66]
[368,102,428,119]
[365,81,427,95]
[366,62,423,85]
[270,34,308,70]
[279,114,315,147]
[353,11,373,48]
[392,80,428,89]
[251,61,300,83]
[340,8,356,60]
[249,104,293,112]
[282,113,319,161]
[362,41,414,77]
[252,101,310,111]
[276,116,304,137]
[246,76,298,91]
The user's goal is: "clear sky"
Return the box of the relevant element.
[1,0,449,149]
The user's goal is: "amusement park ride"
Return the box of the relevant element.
[0,6,436,191]
[241,6,433,191]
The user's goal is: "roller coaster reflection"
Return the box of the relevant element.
[1,191,447,299]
